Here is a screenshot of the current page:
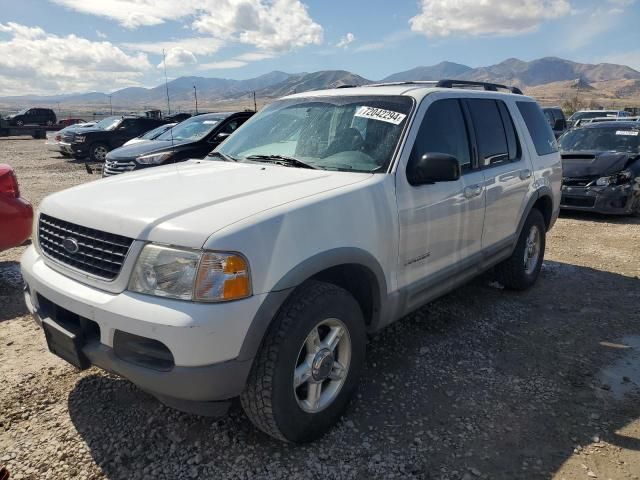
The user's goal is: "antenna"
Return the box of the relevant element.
[193,85,198,114]
[162,49,171,115]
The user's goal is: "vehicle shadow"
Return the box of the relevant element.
[559,209,640,225]
[67,260,640,479]
[0,261,28,322]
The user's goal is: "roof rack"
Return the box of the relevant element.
[365,79,523,95]
[435,79,523,95]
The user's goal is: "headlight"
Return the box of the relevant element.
[596,169,633,187]
[129,244,251,302]
[136,151,173,165]
[74,135,85,143]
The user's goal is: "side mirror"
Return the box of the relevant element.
[554,119,566,130]
[214,131,231,141]
[407,153,461,186]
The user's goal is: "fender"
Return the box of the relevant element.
[515,186,553,240]
[236,247,388,361]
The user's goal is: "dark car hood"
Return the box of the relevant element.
[107,138,195,160]
[561,151,638,177]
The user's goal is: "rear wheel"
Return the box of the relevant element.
[89,143,109,162]
[46,120,54,126]
[495,208,546,290]
[241,280,365,443]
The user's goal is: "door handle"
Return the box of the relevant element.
[519,169,532,180]
[463,184,483,199]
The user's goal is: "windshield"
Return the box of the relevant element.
[216,95,413,172]
[140,123,174,140]
[559,127,640,153]
[569,111,618,122]
[94,116,121,130]
[156,116,223,142]
[16,108,29,115]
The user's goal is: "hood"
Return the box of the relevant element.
[561,151,637,177]
[108,138,190,160]
[39,160,371,248]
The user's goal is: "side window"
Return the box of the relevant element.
[516,101,558,156]
[410,98,471,171]
[497,101,520,161]
[467,99,509,166]
[219,119,241,134]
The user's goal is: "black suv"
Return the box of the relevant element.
[7,108,57,126]
[103,112,254,176]
[542,107,567,138]
[62,116,168,161]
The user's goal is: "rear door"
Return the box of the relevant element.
[465,98,533,249]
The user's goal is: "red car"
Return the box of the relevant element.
[57,118,86,127]
[0,164,33,251]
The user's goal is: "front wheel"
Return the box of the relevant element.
[89,143,109,162]
[241,280,366,443]
[16,120,24,126]
[495,208,546,290]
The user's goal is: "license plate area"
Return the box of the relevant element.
[42,317,90,370]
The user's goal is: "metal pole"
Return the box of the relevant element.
[108,95,112,115]
[253,91,257,111]
[193,85,198,114]
[163,49,171,115]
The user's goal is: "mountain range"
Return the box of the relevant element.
[2,57,639,109]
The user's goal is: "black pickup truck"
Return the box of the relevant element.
[60,115,168,161]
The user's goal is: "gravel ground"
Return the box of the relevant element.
[1,137,640,480]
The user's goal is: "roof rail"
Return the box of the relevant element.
[436,79,523,95]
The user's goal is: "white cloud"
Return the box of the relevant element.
[337,32,355,49]
[96,30,107,39]
[159,48,198,68]
[563,5,629,51]
[53,0,323,52]
[410,0,571,37]
[235,51,275,61]
[0,22,151,95]
[199,59,247,70]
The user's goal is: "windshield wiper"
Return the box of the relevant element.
[245,154,319,170]
[207,151,238,162]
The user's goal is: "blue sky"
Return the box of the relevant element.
[1,0,639,95]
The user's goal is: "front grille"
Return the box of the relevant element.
[38,214,134,280]
[103,159,136,177]
[563,176,598,187]
[561,195,596,208]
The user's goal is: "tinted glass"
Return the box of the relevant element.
[517,101,558,156]
[411,98,471,169]
[497,101,520,161]
[559,127,640,153]
[157,115,225,142]
[217,96,413,172]
[467,99,509,165]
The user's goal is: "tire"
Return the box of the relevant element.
[46,120,54,126]
[16,120,23,126]
[89,143,109,162]
[241,280,366,443]
[495,208,546,291]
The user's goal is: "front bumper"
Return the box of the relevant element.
[20,245,266,406]
[561,183,638,214]
[59,141,89,158]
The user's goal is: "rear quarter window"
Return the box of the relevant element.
[517,102,558,156]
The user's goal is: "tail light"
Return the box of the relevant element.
[0,168,20,198]
[55,134,61,141]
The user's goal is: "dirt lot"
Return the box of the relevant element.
[1,137,639,480]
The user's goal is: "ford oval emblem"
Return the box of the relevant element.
[62,237,80,254]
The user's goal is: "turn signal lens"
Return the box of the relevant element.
[195,252,251,302]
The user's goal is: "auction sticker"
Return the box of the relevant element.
[355,106,406,125]
[616,130,639,136]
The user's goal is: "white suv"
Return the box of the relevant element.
[21,80,561,442]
